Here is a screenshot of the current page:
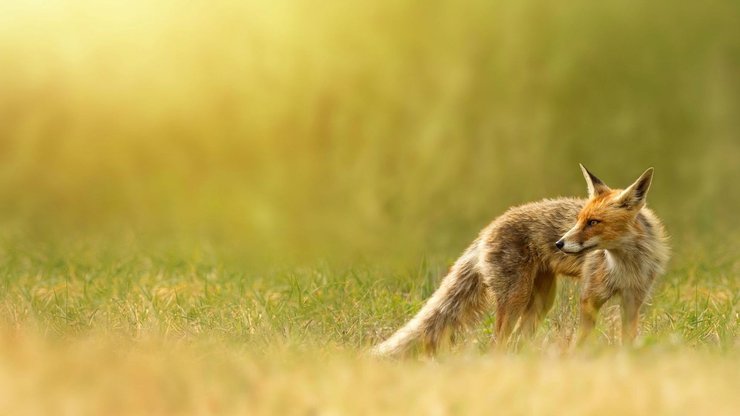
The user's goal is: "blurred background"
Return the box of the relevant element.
[0,0,738,268]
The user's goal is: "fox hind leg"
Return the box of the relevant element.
[493,303,521,348]
[491,268,537,350]
[518,271,557,340]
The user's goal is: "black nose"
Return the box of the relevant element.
[555,240,565,250]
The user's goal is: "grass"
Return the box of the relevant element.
[0,243,736,414]
[2,244,734,348]
[0,0,738,414]
[0,335,737,415]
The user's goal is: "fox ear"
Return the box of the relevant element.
[615,167,653,209]
[579,164,610,198]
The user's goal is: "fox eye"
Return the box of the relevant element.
[587,219,601,226]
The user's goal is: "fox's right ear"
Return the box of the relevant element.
[579,164,610,198]
[614,167,653,209]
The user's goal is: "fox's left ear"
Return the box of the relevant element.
[615,167,654,209]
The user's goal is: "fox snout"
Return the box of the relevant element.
[554,237,581,254]
[555,226,597,254]
[556,236,589,254]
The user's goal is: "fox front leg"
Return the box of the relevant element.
[576,295,606,346]
[575,279,613,347]
[620,289,646,345]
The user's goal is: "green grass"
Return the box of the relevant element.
[0,243,736,350]
[0,245,737,414]
[0,0,738,413]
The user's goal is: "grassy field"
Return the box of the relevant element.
[0,0,738,414]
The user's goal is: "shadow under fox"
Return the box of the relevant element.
[373,165,669,356]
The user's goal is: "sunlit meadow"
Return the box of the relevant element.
[0,0,737,414]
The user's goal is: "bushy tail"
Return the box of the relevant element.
[372,243,490,357]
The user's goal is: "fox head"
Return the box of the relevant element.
[555,164,654,254]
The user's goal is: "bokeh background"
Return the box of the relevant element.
[0,0,738,266]
[0,2,738,413]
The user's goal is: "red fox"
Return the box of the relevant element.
[373,165,669,356]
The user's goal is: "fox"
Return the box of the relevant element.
[372,164,669,356]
